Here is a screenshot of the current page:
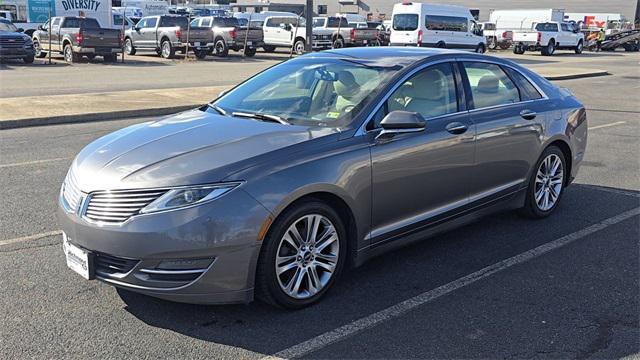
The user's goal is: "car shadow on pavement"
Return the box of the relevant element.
[118,183,639,358]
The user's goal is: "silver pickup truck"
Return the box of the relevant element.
[313,16,380,48]
[124,15,211,59]
[190,16,263,57]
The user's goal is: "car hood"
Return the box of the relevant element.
[71,110,337,191]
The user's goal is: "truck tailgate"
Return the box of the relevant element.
[81,28,121,48]
[513,31,538,43]
[236,28,264,43]
[180,27,211,43]
[353,28,379,41]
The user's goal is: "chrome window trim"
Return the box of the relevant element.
[355,57,549,136]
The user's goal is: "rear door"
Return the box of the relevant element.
[368,61,475,244]
[390,13,419,45]
[461,60,545,201]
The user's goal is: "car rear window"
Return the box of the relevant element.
[63,18,100,28]
[393,14,418,31]
[160,16,188,28]
[212,17,238,27]
[326,17,348,28]
[535,23,558,32]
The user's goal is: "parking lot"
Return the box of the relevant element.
[0,49,639,359]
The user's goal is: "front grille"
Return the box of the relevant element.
[84,189,167,224]
[0,37,26,49]
[313,34,331,40]
[95,253,139,276]
[62,170,82,212]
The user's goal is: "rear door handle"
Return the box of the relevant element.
[520,109,537,120]
[446,122,468,135]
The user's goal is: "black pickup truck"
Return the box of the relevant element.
[32,17,122,63]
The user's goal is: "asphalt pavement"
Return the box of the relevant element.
[0,52,638,359]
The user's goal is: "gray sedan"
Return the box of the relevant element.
[58,47,587,309]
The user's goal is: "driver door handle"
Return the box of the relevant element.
[446,122,468,135]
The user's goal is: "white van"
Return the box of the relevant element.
[390,2,486,53]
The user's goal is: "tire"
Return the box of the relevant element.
[475,43,486,54]
[213,38,228,57]
[262,45,276,53]
[541,40,555,56]
[124,38,136,55]
[63,43,79,63]
[293,38,306,55]
[23,55,35,64]
[86,54,96,61]
[370,39,381,47]
[519,146,567,219]
[487,36,497,50]
[194,49,207,59]
[499,42,511,50]
[33,40,46,58]
[513,44,525,54]
[436,41,446,48]
[256,200,347,309]
[244,47,256,57]
[574,40,583,54]
[103,54,117,63]
[160,39,174,59]
[332,37,344,49]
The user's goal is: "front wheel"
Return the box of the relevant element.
[332,37,344,49]
[293,39,306,55]
[125,38,136,55]
[487,36,497,50]
[33,40,46,58]
[475,43,486,53]
[574,40,584,54]
[541,41,555,56]
[256,201,347,309]
[519,146,567,218]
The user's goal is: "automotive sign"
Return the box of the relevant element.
[122,0,168,16]
[54,0,111,27]
[28,0,55,22]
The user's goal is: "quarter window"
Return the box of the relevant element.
[463,62,520,109]
[503,67,543,101]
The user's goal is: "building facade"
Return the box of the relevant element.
[231,0,638,22]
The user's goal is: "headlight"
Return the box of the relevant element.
[139,182,242,214]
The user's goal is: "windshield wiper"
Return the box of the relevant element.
[231,111,291,125]
[208,103,227,116]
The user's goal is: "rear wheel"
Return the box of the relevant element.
[63,43,79,63]
[160,39,174,59]
[499,42,511,50]
[194,49,207,59]
[213,38,228,57]
[103,54,117,62]
[244,47,256,57]
[436,41,446,48]
[124,38,136,55]
[332,37,344,49]
[519,146,567,218]
[487,36,497,50]
[86,54,96,61]
[262,45,276,53]
[293,38,306,55]
[541,40,555,56]
[256,201,347,309]
[513,44,525,54]
[574,40,584,54]
[23,55,34,64]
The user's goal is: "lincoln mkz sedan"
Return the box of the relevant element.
[59,47,587,309]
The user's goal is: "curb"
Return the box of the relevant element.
[543,70,609,81]
[0,105,201,130]
[0,70,610,130]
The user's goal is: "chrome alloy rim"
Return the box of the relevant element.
[295,41,305,54]
[162,42,171,58]
[275,214,339,299]
[125,39,132,53]
[535,154,564,211]
[64,46,72,62]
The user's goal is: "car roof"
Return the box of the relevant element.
[302,47,468,67]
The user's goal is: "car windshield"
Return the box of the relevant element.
[212,58,402,127]
[393,14,418,31]
[0,21,18,32]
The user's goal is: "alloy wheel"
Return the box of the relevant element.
[534,154,564,211]
[64,46,72,62]
[275,214,339,299]
[162,42,171,58]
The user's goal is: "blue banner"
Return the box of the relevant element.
[28,0,55,23]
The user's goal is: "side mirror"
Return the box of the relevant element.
[37,25,44,31]
[377,111,426,140]
[17,28,24,33]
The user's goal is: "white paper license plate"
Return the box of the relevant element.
[247,41,252,46]
[194,42,201,46]
[63,233,93,280]
[363,40,368,44]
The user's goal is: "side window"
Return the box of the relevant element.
[561,23,568,31]
[202,18,211,27]
[503,67,543,101]
[463,62,520,109]
[136,19,146,28]
[373,63,457,128]
[146,17,157,28]
[190,18,199,27]
[52,18,60,26]
[265,18,277,27]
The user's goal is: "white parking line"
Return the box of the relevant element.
[0,157,71,169]
[588,121,626,130]
[0,230,62,247]
[263,206,640,360]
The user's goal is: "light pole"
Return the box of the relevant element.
[305,0,313,52]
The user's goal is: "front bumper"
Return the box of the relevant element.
[0,47,35,58]
[57,188,271,304]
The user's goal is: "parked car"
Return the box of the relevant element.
[313,16,379,48]
[59,47,587,309]
[0,18,35,63]
[32,17,122,63]
[390,2,487,53]
[512,21,584,55]
[124,15,211,59]
[262,15,333,55]
[481,22,512,50]
[190,16,263,57]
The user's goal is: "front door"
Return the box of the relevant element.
[130,18,146,47]
[140,17,158,48]
[50,17,62,51]
[368,62,475,243]
[460,61,545,201]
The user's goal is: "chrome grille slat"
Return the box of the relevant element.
[83,188,167,224]
[62,170,82,212]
